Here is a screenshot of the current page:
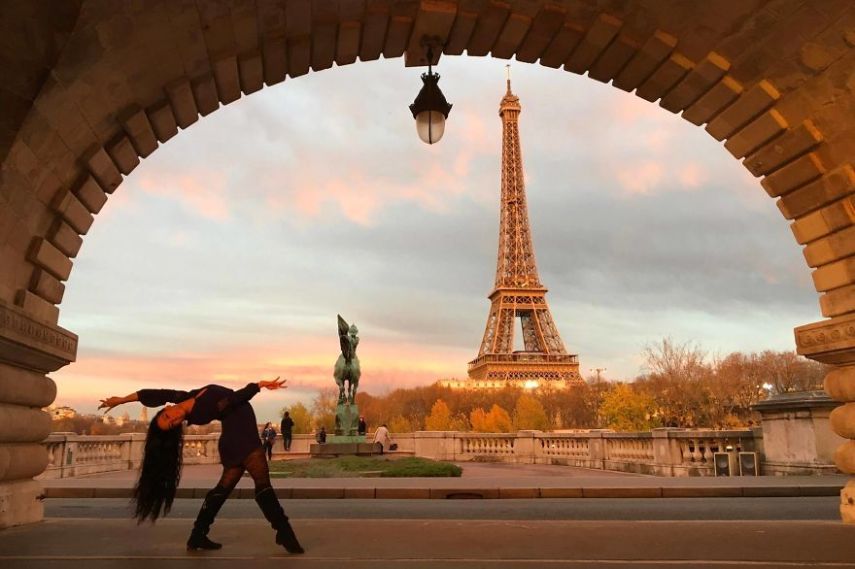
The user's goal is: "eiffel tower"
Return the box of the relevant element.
[467,75,582,388]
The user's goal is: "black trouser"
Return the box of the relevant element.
[191,447,282,538]
[264,441,273,460]
[283,432,292,451]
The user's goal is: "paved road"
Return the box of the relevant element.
[3,517,855,569]
[46,496,842,521]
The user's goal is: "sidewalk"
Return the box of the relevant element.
[41,463,848,499]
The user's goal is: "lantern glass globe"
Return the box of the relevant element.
[415,110,446,144]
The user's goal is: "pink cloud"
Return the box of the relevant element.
[51,336,469,409]
[137,170,230,221]
[615,161,664,195]
[677,162,708,189]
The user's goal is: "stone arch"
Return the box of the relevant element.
[0,1,854,527]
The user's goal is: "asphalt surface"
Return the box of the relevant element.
[46,496,842,521]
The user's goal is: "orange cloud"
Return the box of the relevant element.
[137,170,231,221]
[615,160,664,195]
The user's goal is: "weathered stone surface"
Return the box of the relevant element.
[15,291,58,325]
[120,108,158,158]
[821,283,855,318]
[588,34,638,83]
[613,30,676,92]
[636,53,693,103]
[0,404,50,443]
[835,440,855,474]
[0,300,77,369]
[660,52,729,113]
[466,1,508,57]
[724,110,788,159]
[744,121,823,177]
[0,363,55,407]
[146,101,178,143]
[831,403,855,439]
[405,0,457,66]
[262,37,288,85]
[28,238,71,281]
[336,21,360,66]
[0,443,47,482]
[565,13,621,74]
[682,76,743,126]
[762,153,827,197]
[213,56,241,103]
[238,52,264,94]
[190,74,219,116]
[813,254,855,292]
[706,80,780,141]
[29,269,64,304]
[165,79,198,129]
[796,314,855,364]
[51,190,92,235]
[539,21,584,69]
[105,135,139,176]
[792,197,855,245]
[514,5,564,64]
[842,480,855,523]
[84,146,122,193]
[777,165,855,219]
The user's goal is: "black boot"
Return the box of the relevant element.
[255,487,305,554]
[187,486,229,551]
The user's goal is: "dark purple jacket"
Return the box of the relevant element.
[137,383,261,467]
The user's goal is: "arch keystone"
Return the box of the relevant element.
[405,0,458,66]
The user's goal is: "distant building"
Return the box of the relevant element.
[440,378,572,391]
[139,407,148,423]
[115,412,130,427]
[48,405,77,420]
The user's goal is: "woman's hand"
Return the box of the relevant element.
[97,396,126,413]
[258,377,287,391]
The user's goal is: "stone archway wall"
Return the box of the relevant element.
[0,1,853,527]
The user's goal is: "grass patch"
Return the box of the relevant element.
[268,456,462,478]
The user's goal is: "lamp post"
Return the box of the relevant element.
[409,48,452,144]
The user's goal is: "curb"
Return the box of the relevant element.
[42,485,844,500]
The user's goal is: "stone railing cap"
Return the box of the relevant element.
[752,390,840,411]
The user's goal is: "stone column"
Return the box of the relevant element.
[795,316,855,523]
[752,391,844,475]
[0,300,76,529]
[514,431,538,464]
[652,428,684,476]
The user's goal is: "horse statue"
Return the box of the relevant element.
[334,315,360,405]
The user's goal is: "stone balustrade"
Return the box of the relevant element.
[41,433,221,479]
[41,425,835,479]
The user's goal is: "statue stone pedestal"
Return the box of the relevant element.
[333,402,361,439]
[309,401,373,456]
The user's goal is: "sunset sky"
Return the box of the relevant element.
[51,57,820,423]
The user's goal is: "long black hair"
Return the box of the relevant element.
[132,409,184,523]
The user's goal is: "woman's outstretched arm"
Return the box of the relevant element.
[97,392,139,413]
[99,388,193,413]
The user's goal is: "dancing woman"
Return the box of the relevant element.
[98,378,304,554]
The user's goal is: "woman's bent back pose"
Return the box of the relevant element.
[99,378,304,554]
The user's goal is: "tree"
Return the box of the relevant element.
[486,404,513,432]
[599,383,656,431]
[387,415,415,433]
[425,399,453,430]
[280,402,313,434]
[513,394,549,430]
[311,387,338,430]
[469,408,489,432]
